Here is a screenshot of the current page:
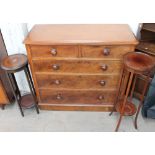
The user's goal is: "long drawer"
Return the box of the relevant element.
[33,59,122,74]
[39,89,116,104]
[36,73,119,89]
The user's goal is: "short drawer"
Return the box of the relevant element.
[30,45,78,58]
[33,59,122,74]
[36,74,119,89]
[81,45,134,58]
[39,89,116,105]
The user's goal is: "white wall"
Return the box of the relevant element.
[129,23,140,36]
[0,23,139,92]
[0,23,29,93]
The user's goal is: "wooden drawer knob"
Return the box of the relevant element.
[54,80,61,85]
[51,48,57,56]
[52,64,60,70]
[103,48,110,56]
[99,80,106,86]
[101,64,108,71]
[56,94,63,100]
[98,95,104,100]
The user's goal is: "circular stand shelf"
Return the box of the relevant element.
[20,94,35,109]
[116,100,137,116]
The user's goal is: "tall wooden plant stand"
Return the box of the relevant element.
[110,52,155,131]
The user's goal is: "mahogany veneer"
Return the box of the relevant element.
[24,24,138,111]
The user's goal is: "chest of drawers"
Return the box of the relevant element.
[24,24,138,111]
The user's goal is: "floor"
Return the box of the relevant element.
[0,101,155,132]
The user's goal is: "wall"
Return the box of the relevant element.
[0,23,139,92]
[0,23,29,93]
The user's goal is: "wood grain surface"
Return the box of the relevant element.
[36,73,119,89]
[39,89,116,104]
[33,59,122,74]
[24,24,138,45]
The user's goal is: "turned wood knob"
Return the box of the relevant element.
[54,80,61,85]
[103,48,110,56]
[52,64,60,70]
[99,80,106,86]
[98,95,104,100]
[51,48,57,56]
[56,94,63,100]
[101,64,108,71]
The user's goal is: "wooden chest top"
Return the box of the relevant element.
[24,24,138,45]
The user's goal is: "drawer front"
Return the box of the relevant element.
[136,42,155,54]
[33,59,121,74]
[36,74,119,89]
[81,45,134,58]
[39,89,116,104]
[30,45,78,58]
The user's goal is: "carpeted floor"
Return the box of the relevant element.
[0,100,155,132]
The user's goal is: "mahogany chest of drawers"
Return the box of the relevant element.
[24,24,138,111]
